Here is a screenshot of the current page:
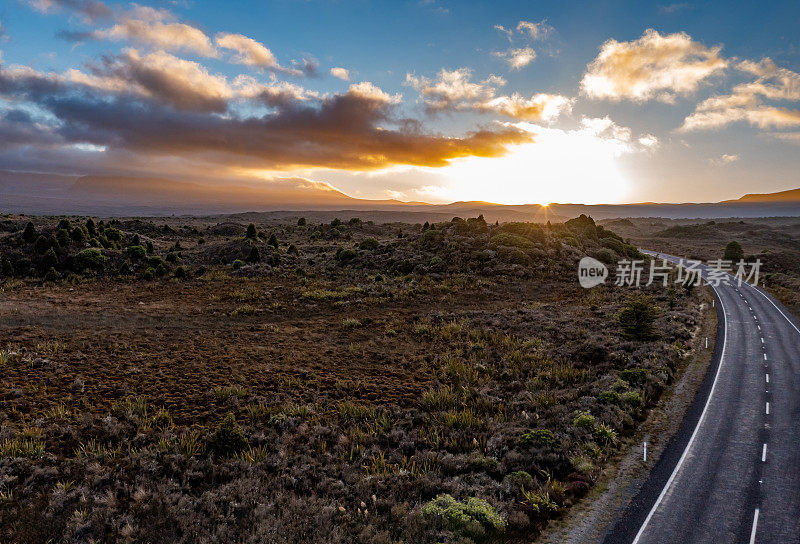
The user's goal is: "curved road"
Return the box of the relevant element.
[605,252,800,544]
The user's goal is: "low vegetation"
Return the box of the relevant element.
[0,212,706,543]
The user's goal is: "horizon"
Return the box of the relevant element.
[1,1,799,207]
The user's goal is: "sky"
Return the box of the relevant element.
[0,0,799,205]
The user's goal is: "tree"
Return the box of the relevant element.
[86,218,97,237]
[246,246,261,263]
[268,234,278,248]
[245,223,258,239]
[22,222,37,242]
[617,293,658,340]
[724,241,744,262]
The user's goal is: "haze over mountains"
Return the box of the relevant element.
[2,171,799,221]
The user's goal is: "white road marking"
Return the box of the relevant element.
[750,509,760,544]
[631,284,729,544]
[766,402,770,415]
[764,353,768,361]
[762,443,767,462]
[766,374,769,383]
[761,338,764,344]
[757,325,761,331]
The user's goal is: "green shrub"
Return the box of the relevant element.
[127,245,147,260]
[598,390,620,404]
[166,252,178,263]
[142,268,155,280]
[105,227,122,241]
[336,248,357,262]
[74,248,106,271]
[621,390,642,406]
[518,428,554,447]
[593,248,619,264]
[56,228,71,246]
[232,259,244,270]
[620,368,648,383]
[297,217,306,226]
[246,223,258,239]
[359,237,379,250]
[148,255,165,268]
[268,234,278,248]
[617,293,658,340]
[573,411,596,429]
[489,232,534,250]
[44,267,60,282]
[422,494,506,539]
[506,471,534,489]
[206,414,248,457]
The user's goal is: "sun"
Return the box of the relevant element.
[436,123,633,205]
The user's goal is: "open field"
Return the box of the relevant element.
[1,213,710,543]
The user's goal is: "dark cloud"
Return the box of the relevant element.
[0,61,532,174]
[29,0,112,23]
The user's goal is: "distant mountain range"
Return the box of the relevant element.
[1,170,799,220]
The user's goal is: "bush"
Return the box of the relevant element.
[246,246,261,263]
[359,237,379,250]
[246,224,258,239]
[174,266,186,278]
[297,217,306,226]
[148,255,165,268]
[593,248,619,264]
[489,232,535,250]
[142,268,155,280]
[105,227,122,241]
[56,228,71,246]
[206,414,248,457]
[620,368,648,383]
[268,234,278,248]
[22,222,37,242]
[422,494,506,539]
[518,428,554,447]
[44,267,60,282]
[617,293,658,340]
[336,248,357,262]
[598,390,620,404]
[166,252,178,263]
[74,248,106,271]
[127,245,147,260]
[232,259,244,270]
[573,411,596,429]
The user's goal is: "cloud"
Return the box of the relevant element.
[27,0,111,23]
[0,61,531,174]
[767,132,800,144]
[581,29,727,102]
[406,68,572,121]
[709,153,739,165]
[658,3,692,14]
[516,20,553,41]
[494,24,512,41]
[330,67,350,81]
[215,33,277,68]
[681,58,800,131]
[87,5,217,57]
[494,47,536,70]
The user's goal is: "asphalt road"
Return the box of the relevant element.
[604,252,800,544]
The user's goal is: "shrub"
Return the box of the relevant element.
[44,267,60,282]
[246,246,261,263]
[617,293,658,340]
[598,390,620,404]
[174,266,186,278]
[166,252,178,263]
[268,234,278,248]
[489,232,535,250]
[74,248,106,271]
[56,228,71,246]
[724,240,744,261]
[22,222,37,242]
[621,390,642,407]
[422,494,506,539]
[331,218,342,227]
[573,411,596,429]
[206,414,248,457]
[246,223,258,239]
[518,428,554,447]
[105,227,122,241]
[593,248,619,264]
[34,235,51,254]
[297,217,306,226]
[142,268,155,280]
[127,245,147,260]
[359,237,379,250]
[148,255,165,268]
[232,259,244,270]
[620,368,648,384]
[336,248,357,262]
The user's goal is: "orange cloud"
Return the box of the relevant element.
[406,68,572,121]
[681,58,800,131]
[581,29,727,102]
